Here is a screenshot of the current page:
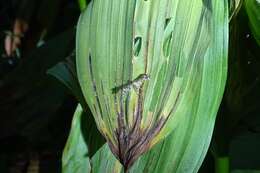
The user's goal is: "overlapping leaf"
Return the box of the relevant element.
[62,104,91,173]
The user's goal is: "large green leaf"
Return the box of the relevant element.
[244,0,260,46]
[76,0,228,172]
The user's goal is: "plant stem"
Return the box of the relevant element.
[124,166,129,173]
[215,157,229,173]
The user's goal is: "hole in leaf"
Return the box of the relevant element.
[163,32,173,57]
[165,18,171,29]
[134,37,142,57]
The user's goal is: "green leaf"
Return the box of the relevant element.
[91,144,123,173]
[244,0,260,46]
[76,0,228,172]
[62,104,91,173]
